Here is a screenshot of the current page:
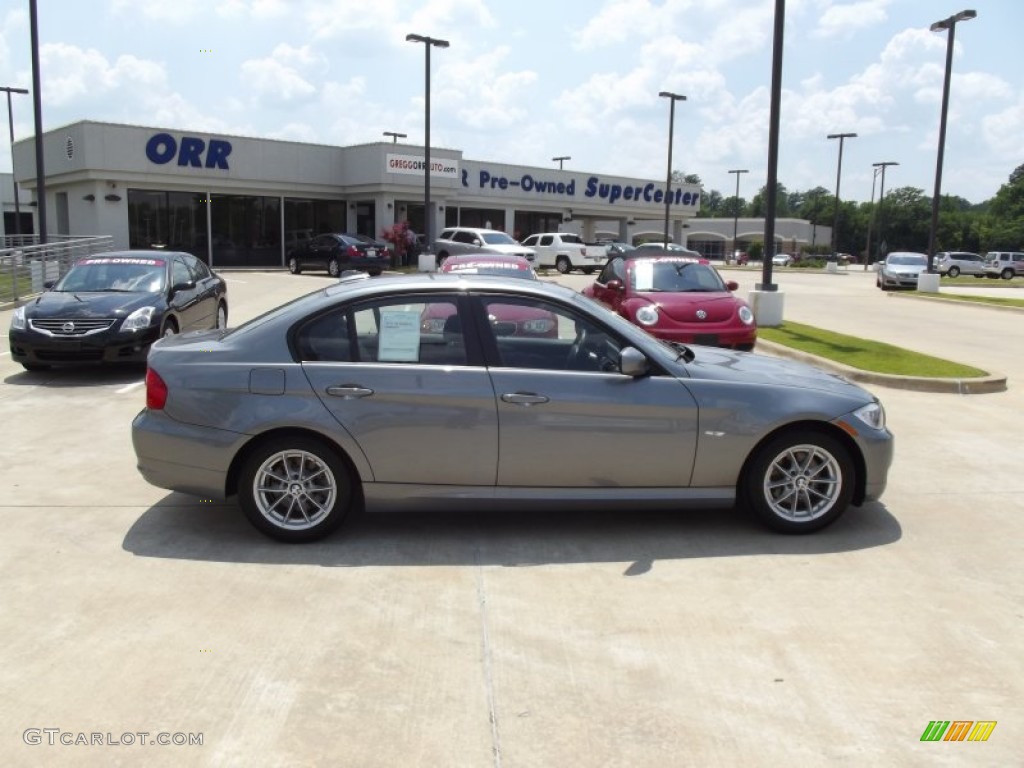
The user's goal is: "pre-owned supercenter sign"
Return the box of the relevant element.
[460,165,700,209]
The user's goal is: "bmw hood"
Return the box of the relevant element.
[680,346,870,399]
[24,291,163,319]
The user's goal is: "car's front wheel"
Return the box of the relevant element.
[238,436,353,542]
[1001,268,1014,280]
[287,256,301,274]
[743,430,855,534]
[555,256,572,274]
[216,303,228,329]
[327,258,341,278]
[947,266,960,278]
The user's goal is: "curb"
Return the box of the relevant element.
[755,339,1007,395]
[886,291,1024,313]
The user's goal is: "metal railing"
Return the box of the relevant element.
[1,235,115,303]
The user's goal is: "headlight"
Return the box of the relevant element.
[738,306,754,325]
[634,305,659,326]
[11,306,26,330]
[853,402,886,430]
[122,306,156,333]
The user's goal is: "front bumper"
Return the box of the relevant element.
[9,326,159,365]
[879,272,920,289]
[645,324,757,350]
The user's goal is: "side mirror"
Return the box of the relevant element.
[726,280,738,291]
[606,279,624,291]
[170,280,195,295]
[619,346,649,377]
[472,239,482,247]
[43,280,55,290]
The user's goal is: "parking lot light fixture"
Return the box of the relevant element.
[383,131,407,143]
[728,169,748,263]
[870,162,898,267]
[927,10,976,274]
[405,34,449,258]
[658,91,686,247]
[552,155,570,170]
[827,132,857,259]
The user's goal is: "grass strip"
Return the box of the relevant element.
[759,321,987,378]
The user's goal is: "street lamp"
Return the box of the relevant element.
[658,91,686,247]
[727,169,748,264]
[405,33,449,259]
[827,132,857,259]
[552,155,570,170]
[383,131,407,143]
[1,85,29,238]
[867,161,898,268]
[927,9,976,273]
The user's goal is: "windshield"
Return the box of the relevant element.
[481,232,517,245]
[630,260,725,292]
[888,254,927,266]
[54,258,167,292]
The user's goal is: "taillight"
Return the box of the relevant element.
[146,367,168,410]
[346,245,360,257]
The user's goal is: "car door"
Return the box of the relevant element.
[184,254,217,329]
[589,258,627,311]
[298,294,499,486]
[474,293,699,488]
[169,255,203,331]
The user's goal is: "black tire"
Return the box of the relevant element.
[436,253,449,269]
[973,274,984,279]
[582,267,595,275]
[1001,268,1014,280]
[328,258,341,278]
[22,362,50,372]
[742,430,855,534]
[555,255,572,274]
[216,302,228,329]
[288,256,301,274]
[947,266,960,278]
[368,268,382,277]
[161,318,179,338]
[238,436,353,542]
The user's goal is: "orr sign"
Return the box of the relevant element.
[145,132,233,170]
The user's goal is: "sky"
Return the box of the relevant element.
[0,0,1021,206]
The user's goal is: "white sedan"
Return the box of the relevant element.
[772,253,794,267]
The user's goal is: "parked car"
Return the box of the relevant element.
[935,251,986,278]
[519,232,606,274]
[603,242,636,258]
[771,253,794,267]
[983,251,1024,280]
[133,272,892,542]
[439,254,537,279]
[876,251,929,290]
[286,233,390,277]
[583,254,756,350]
[433,227,536,267]
[635,242,698,255]
[9,251,227,371]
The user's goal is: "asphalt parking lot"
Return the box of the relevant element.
[2,267,1021,766]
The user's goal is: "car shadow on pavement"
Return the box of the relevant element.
[123,493,902,573]
[4,364,146,388]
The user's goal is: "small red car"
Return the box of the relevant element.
[583,255,757,350]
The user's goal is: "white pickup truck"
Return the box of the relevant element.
[519,232,607,274]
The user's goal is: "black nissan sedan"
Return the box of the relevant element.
[9,251,227,371]
[286,233,390,277]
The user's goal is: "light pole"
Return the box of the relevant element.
[383,131,407,143]
[867,161,898,268]
[874,161,897,263]
[927,9,976,273]
[405,33,449,260]
[827,132,857,259]
[658,91,686,246]
[552,155,570,170]
[727,169,748,263]
[1,86,29,238]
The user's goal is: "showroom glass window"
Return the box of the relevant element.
[128,190,208,258]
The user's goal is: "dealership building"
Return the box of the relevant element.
[7,120,827,266]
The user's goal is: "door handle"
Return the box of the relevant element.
[501,392,550,406]
[326,385,374,399]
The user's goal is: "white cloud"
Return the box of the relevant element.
[39,43,168,107]
[982,100,1024,159]
[813,0,891,39]
[239,45,325,107]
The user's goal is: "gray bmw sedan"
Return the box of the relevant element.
[132,272,893,542]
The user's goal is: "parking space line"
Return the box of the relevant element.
[116,381,145,394]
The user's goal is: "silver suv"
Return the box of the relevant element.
[433,227,536,266]
[983,251,1024,280]
[935,251,985,278]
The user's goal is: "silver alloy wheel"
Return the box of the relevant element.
[163,324,177,338]
[761,443,842,523]
[252,449,337,531]
[216,305,227,329]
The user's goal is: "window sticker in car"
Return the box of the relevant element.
[634,260,655,291]
[377,309,421,362]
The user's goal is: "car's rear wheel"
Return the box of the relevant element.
[162,319,178,338]
[239,436,353,542]
[743,430,854,534]
[582,267,595,275]
[1001,268,1014,280]
[436,252,449,269]
[288,256,301,274]
[947,266,960,278]
[555,256,572,274]
[328,258,341,278]
[216,303,228,329]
